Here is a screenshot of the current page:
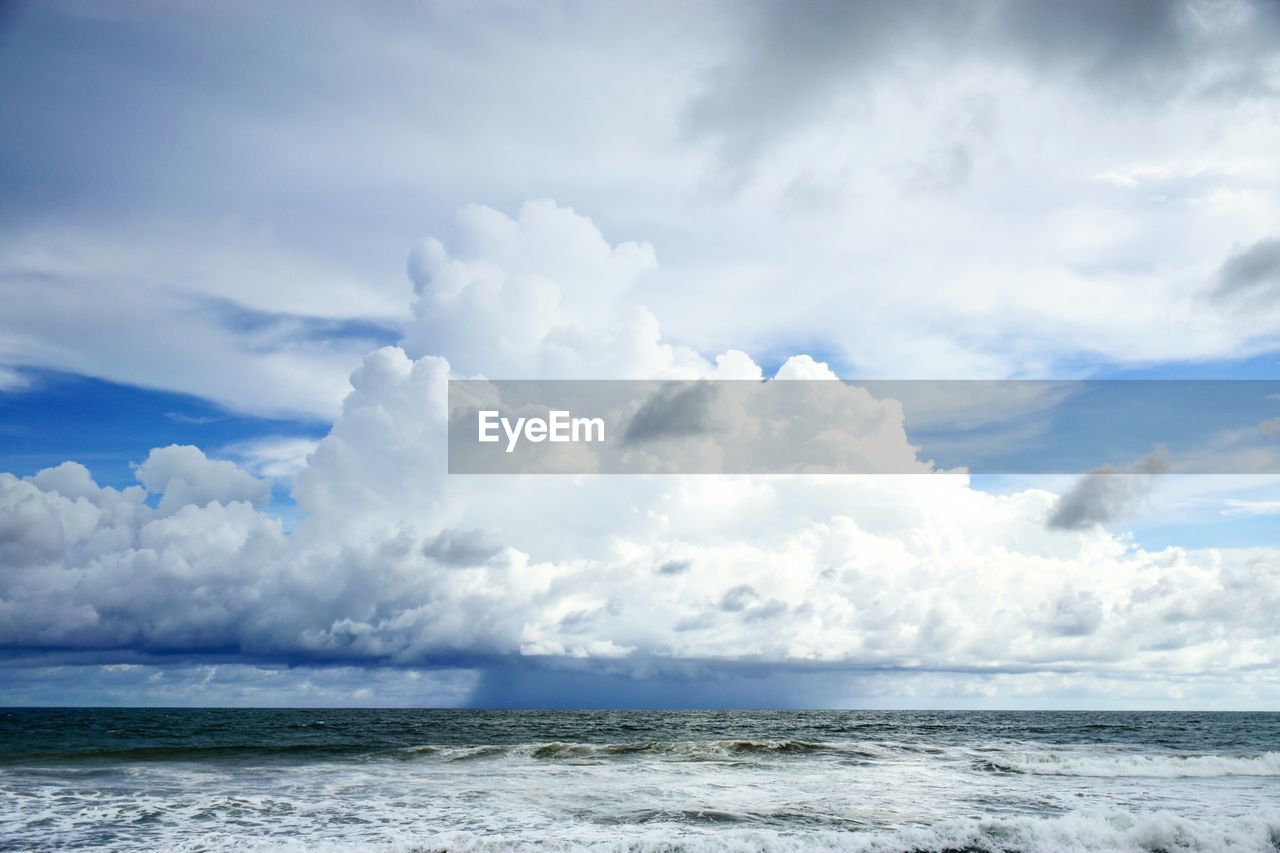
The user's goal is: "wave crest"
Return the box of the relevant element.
[398,738,867,763]
[981,750,1280,778]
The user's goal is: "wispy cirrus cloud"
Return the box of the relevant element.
[1220,499,1280,517]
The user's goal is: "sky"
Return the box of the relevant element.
[1,0,1279,709]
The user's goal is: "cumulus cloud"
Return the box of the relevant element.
[1047,450,1171,530]
[773,355,839,381]
[399,201,772,385]
[135,445,271,515]
[3,204,1280,709]
[1,0,1279,708]
[405,200,661,379]
[5,439,1279,689]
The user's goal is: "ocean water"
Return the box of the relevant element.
[1,709,1277,852]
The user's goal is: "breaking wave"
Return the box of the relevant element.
[7,711,1278,851]
[170,809,1280,853]
[981,750,1280,778]
[395,738,876,763]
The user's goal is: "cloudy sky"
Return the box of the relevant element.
[2,0,1279,708]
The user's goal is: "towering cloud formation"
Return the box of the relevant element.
[2,202,1278,706]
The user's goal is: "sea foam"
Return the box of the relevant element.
[983,749,1280,778]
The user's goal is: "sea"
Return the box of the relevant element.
[1,709,1277,852]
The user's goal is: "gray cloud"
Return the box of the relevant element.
[1211,237,1280,304]
[0,661,479,709]
[423,528,504,567]
[622,382,719,445]
[1047,450,1171,530]
[3,0,1280,408]
[997,0,1191,81]
[719,584,760,613]
[743,599,788,623]
[0,496,66,566]
[657,559,692,576]
[685,1,968,163]
[687,0,1280,171]
[5,655,1275,710]
[1047,591,1105,637]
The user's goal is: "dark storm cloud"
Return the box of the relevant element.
[997,0,1191,79]
[687,0,1280,166]
[622,381,718,444]
[1047,450,1170,530]
[461,655,1190,710]
[1211,237,1280,303]
[463,658,864,710]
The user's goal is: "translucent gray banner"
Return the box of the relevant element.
[447,379,1280,475]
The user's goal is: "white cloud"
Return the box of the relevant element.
[0,366,30,392]
[773,355,839,381]
[3,202,1279,706]
[0,264,373,419]
[1221,499,1280,516]
[222,436,321,481]
[135,445,272,515]
[400,200,737,381]
[2,1,1280,419]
